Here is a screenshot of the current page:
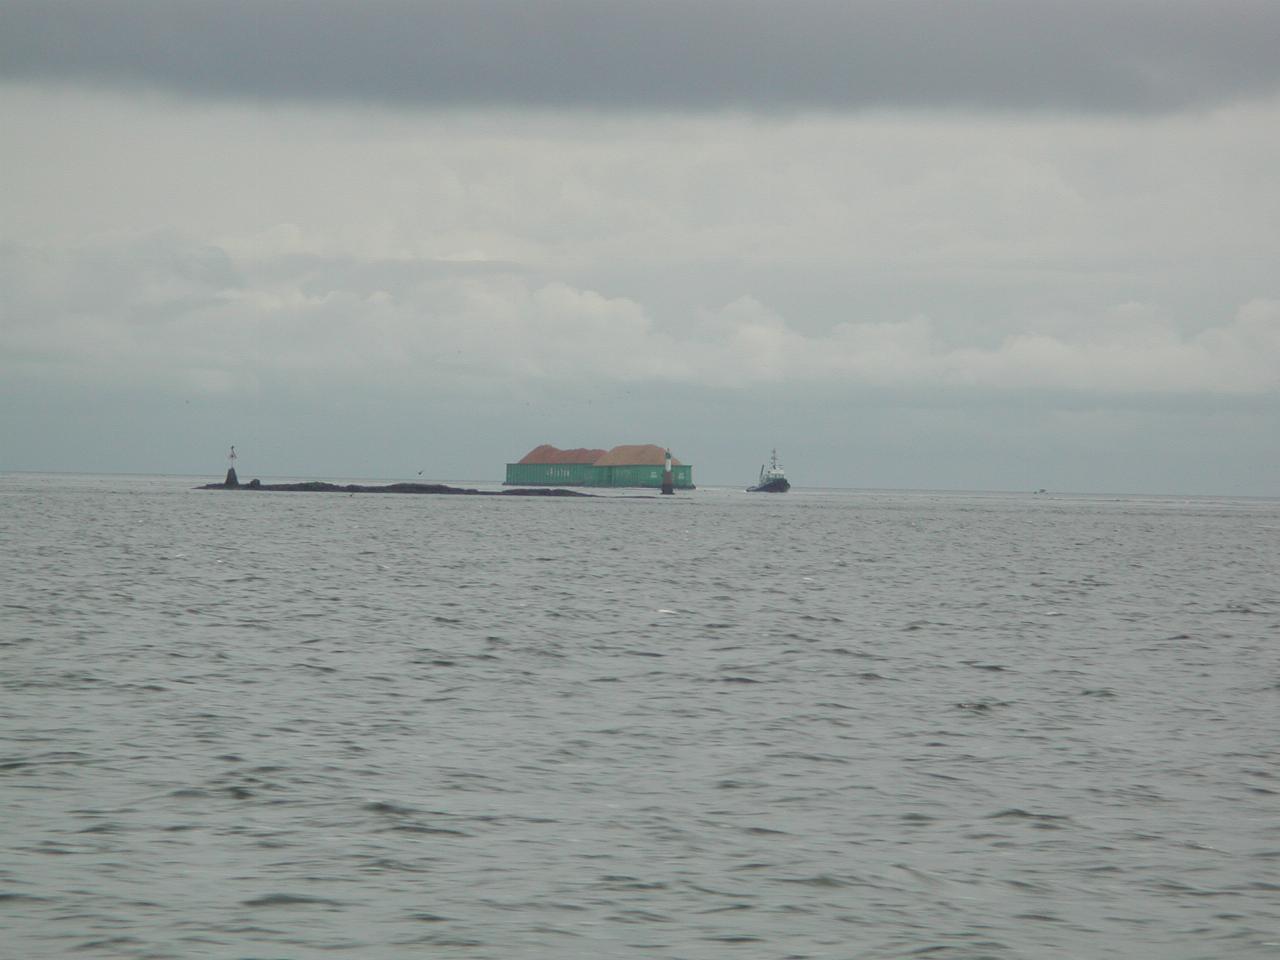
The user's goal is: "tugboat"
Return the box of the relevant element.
[747,449,790,492]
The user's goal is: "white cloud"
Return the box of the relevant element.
[2,85,1277,489]
[6,88,1279,273]
[3,234,1276,397]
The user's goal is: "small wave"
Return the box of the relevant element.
[75,937,146,951]
[599,876,669,891]
[775,874,851,888]
[985,808,1072,824]
[364,800,419,816]
[899,812,937,824]
[390,823,471,836]
[241,893,347,908]
[955,700,1009,712]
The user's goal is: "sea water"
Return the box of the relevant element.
[1,474,1277,959]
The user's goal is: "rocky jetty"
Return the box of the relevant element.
[199,476,593,496]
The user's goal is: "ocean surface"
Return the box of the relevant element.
[2,473,1278,960]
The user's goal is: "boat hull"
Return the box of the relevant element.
[747,478,790,493]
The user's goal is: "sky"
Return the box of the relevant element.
[2,0,1278,494]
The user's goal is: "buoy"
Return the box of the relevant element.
[661,448,674,495]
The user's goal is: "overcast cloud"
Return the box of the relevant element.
[2,3,1278,493]
[5,0,1280,114]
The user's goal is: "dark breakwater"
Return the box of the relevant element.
[200,475,593,496]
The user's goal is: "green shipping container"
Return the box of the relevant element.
[504,462,694,489]
[593,464,694,489]
[504,462,599,486]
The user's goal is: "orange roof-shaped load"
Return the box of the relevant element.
[593,444,682,466]
[518,444,608,465]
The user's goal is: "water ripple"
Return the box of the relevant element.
[1,476,1278,958]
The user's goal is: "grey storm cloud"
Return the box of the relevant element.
[3,0,1279,114]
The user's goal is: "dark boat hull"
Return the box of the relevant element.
[747,479,790,492]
